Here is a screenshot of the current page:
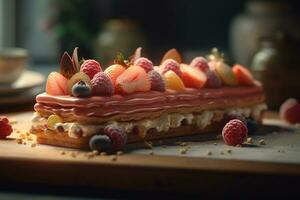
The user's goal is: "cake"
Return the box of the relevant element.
[30,47,266,151]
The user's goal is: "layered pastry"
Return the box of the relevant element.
[31,47,266,151]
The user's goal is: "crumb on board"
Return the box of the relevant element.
[31,143,37,148]
[16,138,23,144]
[149,151,154,155]
[111,155,117,161]
[227,149,232,153]
[60,151,66,155]
[214,142,217,146]
[117,151,123,156]
[100,152,107,156]
[259,139,266,145]
[179,148,187,154]
[220,151,224,155]
[92,150,99,155]
[207,150,212,156]
[246,137,253,144]
[70,152,77,158]
[236,144,242,147]
[144,141,153,149]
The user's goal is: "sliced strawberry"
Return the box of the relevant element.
[180,64,207,88]
[46,72,68,95]
[161,48,182,64]
[104,64,126,86]
[232,64,254,85]
[116,65,150,94]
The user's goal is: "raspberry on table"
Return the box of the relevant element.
[0,117,13,139]
[104,125,127,151]
[81,59,102,79]
[134,57,154,73]
[147,70,165,92]
[91,72,114,96]
[222,119,248,146]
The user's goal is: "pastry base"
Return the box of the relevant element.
[30,114,262,150]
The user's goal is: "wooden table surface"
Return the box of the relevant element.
[0,111,300,197]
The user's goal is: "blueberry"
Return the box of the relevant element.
[89,134,112,151]
[72,81,91,97]
[246,117,258,134]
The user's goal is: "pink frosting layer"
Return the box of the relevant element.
[34,86,264,118]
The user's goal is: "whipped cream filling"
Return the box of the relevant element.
[31,104,267,139]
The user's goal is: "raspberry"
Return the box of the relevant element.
[80,59,102,79]
[0,117,13,139]
[104,125,127,151]
[190,57,209,72]
[161,59,182,77]
[134,57,154,73]
[280,98,300,124]
[91,72,114,96]
[147,70,165,92]
[222,119,248,146]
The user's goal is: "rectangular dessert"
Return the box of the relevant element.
[30,48,266,151]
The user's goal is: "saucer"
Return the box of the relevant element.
[0,70,45,96]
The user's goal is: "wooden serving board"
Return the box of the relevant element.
[0,111,300,195]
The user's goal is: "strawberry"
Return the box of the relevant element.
[116,65,151,94]
[232,64,255,86]
[180,64,207,88]
[104,64,126,86]
[46,72,68,95]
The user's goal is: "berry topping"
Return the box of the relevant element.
[72,80,92,97]
[223,113,247,125]
[222,119,248,146]
[47,114,63,130]
[104,126,127,151]
[91,72,115,96]
[116,65,151,94]
[180,64,207,88]
[215,62,237,86]
[280,98,300,124]
[67,72,92,95]
[232,64,255,86]
[80,59,102,79]
[134,57,154,73]
[160,59,182,77]
[104,64,126,86]
[0,117,12,139]
[205,69,222,88]
[46,72,68,95]
[147,70,165,92]
[161,48,183,64]
[190,57,209,72]
[164,70,185,91]
[89,134,112,152]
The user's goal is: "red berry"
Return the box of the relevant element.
[81,59,102,79]
[205,70,222,88]
[222,119,248,146]
[280,98,300,124]
[91,72,114,96]
[160,59,182,77]
[190,57,209,72]
[147,70,165,92]
[0,117,12,139]
[134,57,154,73]
[104,125,127,150]
[232,64,254,86]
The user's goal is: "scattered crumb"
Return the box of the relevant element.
[214,142,217,146]
[31,143,37,148]
[180,142,188,146]
[144,141,153,149]
[149,151,154,155]
[117,151,123,156]
[60,151,66,155]
[227,149,232,153]
[179,148,187,154]
[16,130,20,134]
[220,151,224,155]
[86,152,95,159]
[16,138,23,144]
[246,137,253,144]
[71,152,77,158]
[236,144,241,147]
[92,150,99,155]
[259,139,266,145]
[111,155,117,161]
[23,142,26,145]
[207,150,212,156]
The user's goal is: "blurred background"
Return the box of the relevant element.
[0,0,300,110]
